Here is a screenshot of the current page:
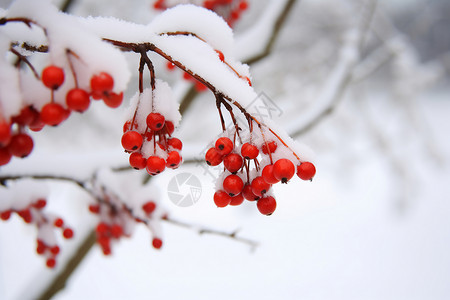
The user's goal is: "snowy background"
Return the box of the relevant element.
[1,0,450,299]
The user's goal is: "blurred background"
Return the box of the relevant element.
[1,0,450,299]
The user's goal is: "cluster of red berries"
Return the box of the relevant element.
[0,198,74,268]
[206,136,316,215]
[88,198,163,254]
[122,108,182,176]
[153,0,248,27]
[0,65,122,167]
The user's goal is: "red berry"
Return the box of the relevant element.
[166,151,182,169]
[36,240,46,254]
[0,210,11,221]
[54,218,64,227]
[239,0,248,10]
[103,92,123,108]
[241,143,259,159]
[8,133,33,158]
[46,258,56,268]
[205,147,223,166]
[195,81,207,92]
[129,152,147,170]
[33,198,47,209]
[166,61,175,70]
[142,201,156,214]
[251,176,271,197]
[42,66,64,89]
[63,228,74,239]
[0,121,11,146]
[96,222,109,236]
[88,204,100,214]
[297,162,316,181]
[222,174,244,197]
[229,194,244,206]
[215,137,233,156]
[257,196,277,216]
[50,245,60,255]
[215,50,225,62]
[146,112,165,131]
[121,131,143,151]
[29,115,45,132]
[0,147,12,166]
[90,72,114,93]
[262,164,280,184]
[17,209,32,223]
[152,237,163,249]
[262,141,277,155]
[168,137,182,150]
[146,156,166,175]
[40,102,66,126]
[164,121,175,135]
[213,190,231,207]
[273,159,295,183]
[66,88,90,112]
[223,153,243,173]
[242,183,259,201]
[11,106,38,126]
[111,224,123,238]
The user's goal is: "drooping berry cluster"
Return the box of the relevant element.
[0,64,123,167]
[153,0,249,27]
[206,131,316,216]
[0,194,74,268]
[122,81,182,176]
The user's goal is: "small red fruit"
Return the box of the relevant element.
[146,112,165,131]
[222,174,244,197]
[40,102,66,126]
[152,237,163,249]
[50,245,60,255]
[129,152,147,170]
[273,159,295,183]
[103,92,123,108]
[63,228,74,239]
[90,72,114,93]
[121,131,143,151]
[142,201,156,214]
[166,151,182,169]
[11,106,38,126]
[0,210,11,221]
[297,162,316,181]
[54,218,64,227]
[262,141,277,155]
[17,209,32,223]
[0,121,11,146]
[251,176,271,197]
[168,137,182,150]
[0,147,12,166]
[33,198,47,209]
[205,147,223,166]
[8,133,33,158]
[242,183,259,201]
[215,137,233,156]
[42,65,65,89]
[146,156,166,175]
[46,258,56,268]
[66,88,90,112]
[262,164,280,184]
[257,196,277,216]
[223,153,243,173]
[164,121,175,135]
[111,224,123,238]
[241,143,259,159]
[88,204,100,214]
[229,194,244,206]
[213,190,231,207]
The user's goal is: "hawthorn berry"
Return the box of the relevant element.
[142,201,156,214]
[54,218,64,227]
[152,237,163,249]
[164,121,175,135]
[273,159,295,183]
[241,143,259,159]
[223,153,243,173]
[168,137,182,150]
[257,196,277,216]
[33,198,47,209]
[96,222,109,236]
[129,152,147,170]
[8,133,33,158]
[121,131,143,151]
[90,72,114,94]
[0,147,12,166]
[222,174,244,197]
[103,92,123,108]
[251,176,271,197]
[262,164,280,184]
[0,210,11,221]
[63,228,74,239]
[110,224,123,238]
[17,209,32,223]
[262,141,277,155]
[36,240,46,254]
[0,121,11,146]
[166,151,182,169]
[88,204,100,214]
[297,162,316,181]
[42,65,65,89]
[213,190,231,207]
[242,183,259,201]
[66,88,90,112]
[229,194,244,206]
[50,245,60,255]
[40,102,66,126]
[11,106,38,126]
[205,147,223,166]
[215,137,233,156]
[146,156,166,175]
[146,112,165,131]
[46,258,56,268]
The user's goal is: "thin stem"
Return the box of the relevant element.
[10,47,40,79]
